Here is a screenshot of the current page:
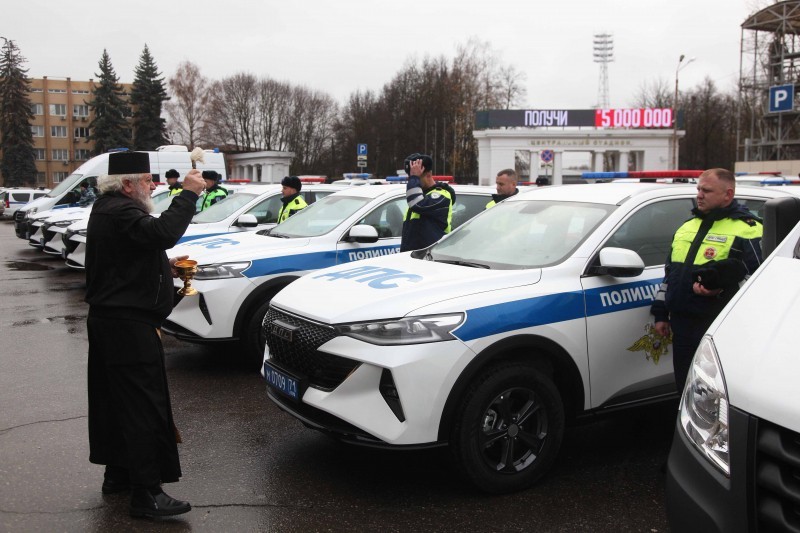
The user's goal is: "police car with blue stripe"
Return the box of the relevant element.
[162,184,492,368]
[260,181,800,494]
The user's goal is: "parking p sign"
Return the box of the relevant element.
[357,144,368,156]
[770,84,794,113]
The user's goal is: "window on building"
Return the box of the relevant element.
[30,103,43,115]
[75,149,91,161]
[49,103,67,116]
[72,89,90,95]
[30,87,43,93]
[73,104,89,117]
[34,149,45,160]
[74,127,90,139]
[52,149,69,161]
[35,173,47,186]
[51,126,67,137]
[53,172,68,183]
[48,88,67,94]
[31,125,44,137]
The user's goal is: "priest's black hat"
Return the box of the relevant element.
[108,151,150,175]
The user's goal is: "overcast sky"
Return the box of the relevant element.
[7,0,769,109]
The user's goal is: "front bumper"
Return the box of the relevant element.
[666,406,800,533]
[163,276,255,341]
[262,308,474,446]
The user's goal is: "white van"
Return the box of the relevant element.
[13,145,226,239]
[1,188,50,218]
[666,196,800,532]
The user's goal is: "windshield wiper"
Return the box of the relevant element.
[268,232,290,238]
[436,259,490,269]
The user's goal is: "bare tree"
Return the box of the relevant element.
[630,78,673,108]
[165,61,210,147]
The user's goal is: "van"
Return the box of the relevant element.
[666,196,800,532]
[1,188,50,218]
[13,145,226,239]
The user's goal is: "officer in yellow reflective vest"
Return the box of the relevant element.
[485,168,519,209]
[400,153,455,252]
[200,171,228,211]
[651,168,763,389]
[278,176,308,223]
[166,169,182,196]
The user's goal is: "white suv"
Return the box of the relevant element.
[261,183,795,494]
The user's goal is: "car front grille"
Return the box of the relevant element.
[13,211,24,222]
[755,419,800,532]
[264,307,360,391]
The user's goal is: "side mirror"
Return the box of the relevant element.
[589,247,645,277]
[236,213,258,227]
[347,224,379,243]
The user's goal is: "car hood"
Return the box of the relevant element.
[34,206,88,221]
[169,230,311,265]
[710,255,800,433]
[272,253,541,324]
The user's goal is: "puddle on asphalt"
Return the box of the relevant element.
[12,315,84,327]
[5,261,54,271]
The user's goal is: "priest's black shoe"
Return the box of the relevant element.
[130,488,191,518]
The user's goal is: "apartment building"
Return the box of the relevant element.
[27,77,132,188]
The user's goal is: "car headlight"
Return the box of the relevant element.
[679,335,730,476]
[54,219,78,227]
[25,208,37,218]
[194,261,251,280]
[336,313,464,345]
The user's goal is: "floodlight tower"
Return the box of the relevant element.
[594,33,614,109]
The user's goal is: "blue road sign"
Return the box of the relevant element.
[770,84,794,113]
[540,149,554,163]
[357,143,368,156]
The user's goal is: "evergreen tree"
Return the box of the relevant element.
[88,49,130,155]
[0,38,37,187]
[130,44,168,150]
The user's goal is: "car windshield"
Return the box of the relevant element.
[428,200,613,269]
[47,173,84,197]
[263,194,372,238]
[191,193,258,223]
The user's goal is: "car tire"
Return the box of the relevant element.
[241,298,274,372]
[450,363,565,494]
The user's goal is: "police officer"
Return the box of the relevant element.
[650,168,763,390]
[485,168,519,209]
[200,170,227,211]
[278,176,308,223]
[400,153,455,252]
[165,169,182,196]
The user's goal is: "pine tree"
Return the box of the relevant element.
[88,49,131,155]
[130,44,168,150]
[0,38,37,187]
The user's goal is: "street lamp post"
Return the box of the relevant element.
[673,54,696,169]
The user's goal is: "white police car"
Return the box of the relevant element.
[177,183,340,244]
[162,184,493,368]
[260,182,797,494]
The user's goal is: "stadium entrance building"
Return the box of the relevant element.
[473,108,683,185]
[227,150,294,183]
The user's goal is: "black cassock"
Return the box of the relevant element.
[87,316,181,487]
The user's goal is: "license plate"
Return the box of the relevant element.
[264,361,302,401]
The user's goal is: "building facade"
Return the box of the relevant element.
[26,77,132,188]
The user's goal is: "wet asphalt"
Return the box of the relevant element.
[0,219,674,532]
